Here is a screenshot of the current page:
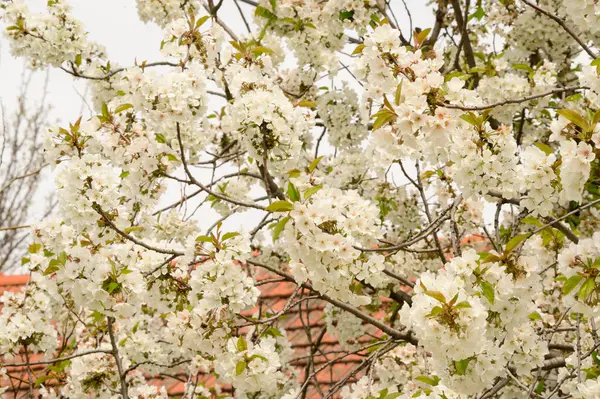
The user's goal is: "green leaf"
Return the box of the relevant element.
[372,112,395,131]
[535,381,544,394]
[263,327,284,337]
[426,306,443,318]
[593,109,600,125]
[395,80,403,106]
[504,233,529,255]
[114,103,133,114]
[534,142,553,156]
[58,251,67,266]
[120,171,130,178]
[265,200,293,212]
[454,358,472,375]
[415,375,440,386]
[236,336,248,352]
[195,15,210,29]
[107,282,119,293]
[577,278,595,301]
[468,7,485,21]
[44,263,60,275]
[557,109,589,131]
[309,156,324,173]
[521,216,543,227]
[460,112,479,126]
[339,10,355,21]
[415,28,431,44]
[28,243,41,254]
[272,216,290,241]
[352,44,365,55]
[529,312,543,321]
[124,226,143,234]
[480,281,495,305]
[297,100,316,108]
[384,393,402,399]
[454,301,472,309]
[195,235,214,243]
[251,46,274,57]
[383,95,394,111]
[236,360,247,376]
[481,253,502,264]
[248,353,268,362]
[424,290,446,303]
[75,53,82,67]
[34,374,55,387]
[155,133,167,144]
[222,232,240,241]
[592,351,600,367]
[287,182,300,202]
[287,169,302,178]
[302,185,321,201]
[101,103,110,119]
[562,274,583,295]
[513,63,534,73]
[255,5,276,20]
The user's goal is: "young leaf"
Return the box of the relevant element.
[297,100,316,108]
[287,182,300,202]
[460,112,479,126]
[236,360,247,376]
[352,44,366,55]
[255,5,276,20]
[372,113,395,131]
[415,28,431,45]
[265,200,293,212]
[577,278,595,301]
[504,234,529,255]
[195,235,214,243]
[222,232,240,241]
[195,15,210,29]
[415,375,440,386]
[454,358,472,375]
[155,133,167,144]
[562,274,583,295]
[237,336,248,352]
[271,216,290,241]
[251,46,274,57]
[309,156,324,173]
[592,351,600,367]
[534,142,553,156]
[454,301,472,309]
[114,103,133,114]
[101,103,109,119]
[557,109,589,132]
[339,10,354,21]
[395,80,403,106]
[304,185,323,200]
[424,290,446,303]
[480,281,495,305]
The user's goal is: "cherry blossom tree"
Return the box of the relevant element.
[3,0,600,398]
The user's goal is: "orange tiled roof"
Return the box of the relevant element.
[0,270,387,399]
[0,235,490,398]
